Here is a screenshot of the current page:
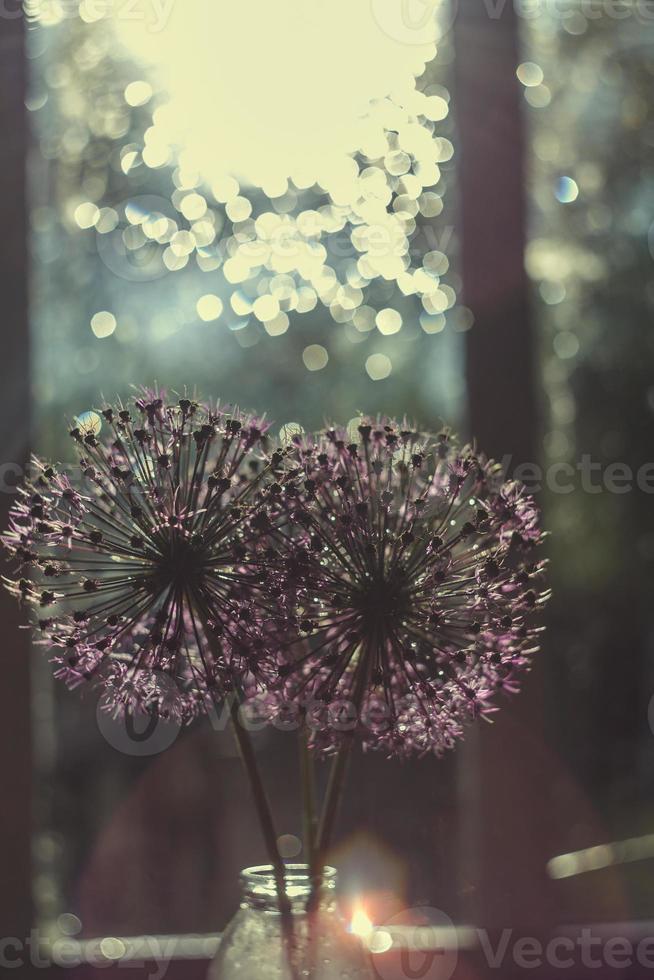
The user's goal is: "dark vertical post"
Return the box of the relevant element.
[454,0,537,466]
[453,0,554,930]
[0,5,33,951]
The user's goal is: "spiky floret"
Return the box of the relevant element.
[2,389,279,722]
[250,419,549,757]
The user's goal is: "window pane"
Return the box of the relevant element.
[28,3,463,937]
[524,9,654,921]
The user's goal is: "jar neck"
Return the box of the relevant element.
[240,865,337,913]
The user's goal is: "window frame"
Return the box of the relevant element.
[0,0,608,974]
[0,5,34,967]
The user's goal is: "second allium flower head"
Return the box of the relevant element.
[255,420,548,757]
[3,389,549,758]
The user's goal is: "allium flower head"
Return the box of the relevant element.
[255,419,549,757]
[2,389,277,722]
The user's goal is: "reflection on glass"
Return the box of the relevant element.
[524,6,654,920]
[27,1,464,938]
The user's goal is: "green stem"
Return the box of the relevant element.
[308,735,354,908]
[319,738,353,854]
[228,697,299,979]
[300,724,318,869]
[306,665,367,919]
[304,731,355,980]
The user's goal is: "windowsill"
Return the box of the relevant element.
[36,920,654,971]
[37,924,475,969]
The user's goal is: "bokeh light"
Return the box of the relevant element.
[196,294,223,321]
[90,311,117,339]
[365,353,392,380]
[375,308,402,336]
[555,176,579,204]
[302,344,329,371]
[27,0,462,419]
[124,80,152,107]
[517,61,544,87]
[85,0,459,373]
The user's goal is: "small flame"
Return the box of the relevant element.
[350,906,374,939]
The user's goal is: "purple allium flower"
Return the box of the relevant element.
[2,389,278,722]
[252,419,549,758]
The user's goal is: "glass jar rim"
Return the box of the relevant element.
[240,864,338,909]
[242,864,337,883]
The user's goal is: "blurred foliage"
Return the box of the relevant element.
[27,5,466,935]
[524,9,654,916]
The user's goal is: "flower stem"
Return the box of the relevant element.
[306,668,366,919]
[300,724,318,868]
[304,730,355,980]
[310,735,353,895]
[227,697,299,979]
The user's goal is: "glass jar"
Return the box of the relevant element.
[209,865,374,980]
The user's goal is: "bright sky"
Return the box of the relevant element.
[114,0,440,189]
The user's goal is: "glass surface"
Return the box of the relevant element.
[26,0,654,950]
[26,2,464,939]
[209,866,373,980]
[523,7,654,921]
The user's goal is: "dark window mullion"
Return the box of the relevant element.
[453,0,553,931]
[454,0,537,465]
[0,6,34,962]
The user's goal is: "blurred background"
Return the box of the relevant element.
[2,0,654,966]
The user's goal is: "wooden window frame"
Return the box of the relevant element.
[4,2,637,975]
